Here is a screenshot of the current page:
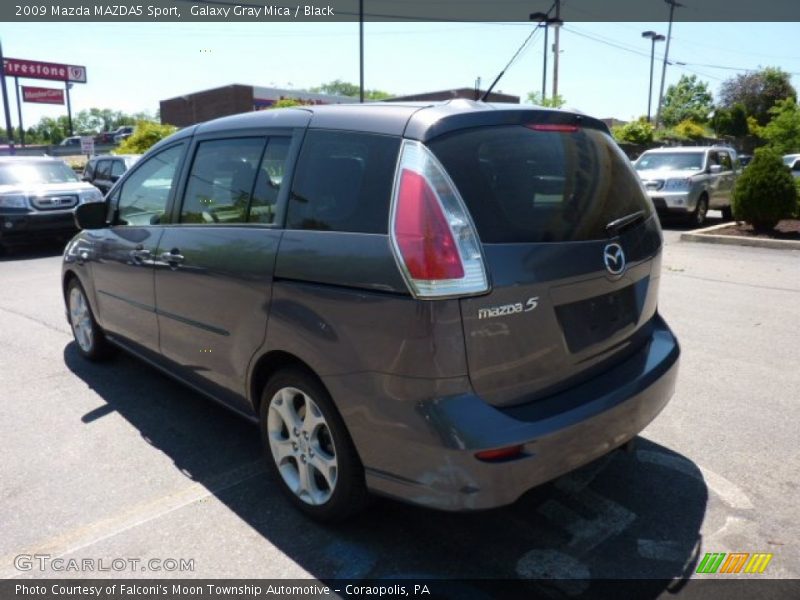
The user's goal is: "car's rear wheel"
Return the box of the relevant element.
[259,368,369,522]
[690,194,709,228]
[67,279,113,361]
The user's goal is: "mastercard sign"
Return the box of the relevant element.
[22,86,65,105]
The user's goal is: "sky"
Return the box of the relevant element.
[2,20,800,130]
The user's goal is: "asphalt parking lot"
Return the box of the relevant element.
[1,217,799,596]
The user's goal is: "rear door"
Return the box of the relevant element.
[152,132,297,410]
[428,124,663,407]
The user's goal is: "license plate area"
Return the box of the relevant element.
[555,285,638,353]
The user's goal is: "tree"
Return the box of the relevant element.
[660,75,713,127]
[270,98,305,108]
[310,79,392,100]
[711,103,749,138]
[114,121,177,154]
[731,147,797,230]
[760,98,800,155]
[612,119,654,144]
[526,92,567,108]
[719,67,797,126]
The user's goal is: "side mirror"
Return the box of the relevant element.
[110,174,120,183]
[74,201,108,230]
[708,164,723,175]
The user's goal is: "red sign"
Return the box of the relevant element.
[2,58,87,83]
[22,86,65,105]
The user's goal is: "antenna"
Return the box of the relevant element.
[481,1,556,102]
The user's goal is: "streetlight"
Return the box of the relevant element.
[642,31,665,123]
[530,12,564,104]
[655,0,683,127]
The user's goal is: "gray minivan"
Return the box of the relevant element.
[63,101,680,521]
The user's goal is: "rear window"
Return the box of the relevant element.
[428,125,652,244]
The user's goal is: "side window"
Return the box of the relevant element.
[249,137,291,224]
[84,160,95,179]
[96,160,112,180]
[287,130,400,233]
[116,144,184,226]
[719,152,733,171]
[110,160,126,178]
[180,137,265,224]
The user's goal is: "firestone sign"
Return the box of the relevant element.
[22,86,65,105]
[2,58,87,83]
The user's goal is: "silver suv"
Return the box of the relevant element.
[634,146,739,226]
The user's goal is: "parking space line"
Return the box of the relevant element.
[1,459,267,578]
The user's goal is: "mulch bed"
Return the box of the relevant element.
[712,219,800,241]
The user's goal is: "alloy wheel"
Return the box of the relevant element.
[69,286,94,353]
[267,386,338,505]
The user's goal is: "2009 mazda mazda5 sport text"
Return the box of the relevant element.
[62,100,680,521]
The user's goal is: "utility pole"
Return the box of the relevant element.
[359,0,364,103]
[655,0,682,126]
[14,76,24,146]
[530,11,562,104]
[552,0,561,100]
[0,38,16,154]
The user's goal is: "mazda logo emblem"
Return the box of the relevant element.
[603,243,626,276]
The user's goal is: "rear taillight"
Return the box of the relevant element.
[389,140,489,299]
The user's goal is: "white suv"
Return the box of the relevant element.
[634,146,739,226]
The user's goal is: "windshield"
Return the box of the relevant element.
[0,161,79,186]
[635,152,705,172]
[429,125,652,244]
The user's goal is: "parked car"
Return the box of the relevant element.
[0,157,104,249]
[112,126,135,144]
[782,153,800,167]
[82,154,141,195]
[783,154,800,178]
[62,101,680,521]
[634,146,739,225]
[738,154,753,167]
[94,131,116,144]
[59,136,82,147]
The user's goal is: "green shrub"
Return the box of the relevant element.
[673,119,706,140]
[612,120,654,145]
[731,147,798,230]
[114,120,177,155]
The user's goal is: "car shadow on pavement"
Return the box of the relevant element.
[64,342,708,599]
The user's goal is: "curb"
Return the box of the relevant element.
[680,222,800,251]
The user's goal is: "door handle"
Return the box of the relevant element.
[160,251,185,265]
[131,248,151,261]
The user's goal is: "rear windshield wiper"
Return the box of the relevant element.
[606,210,646,236]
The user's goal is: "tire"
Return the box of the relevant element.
[66,278,114,361]
[720,205,734,221]
[690,194,709,228]
[259,367,370,522]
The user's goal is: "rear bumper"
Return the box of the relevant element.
[0,210,76,243]
[324,314,679,511]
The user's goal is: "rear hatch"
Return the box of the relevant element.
[427,121,663,408]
